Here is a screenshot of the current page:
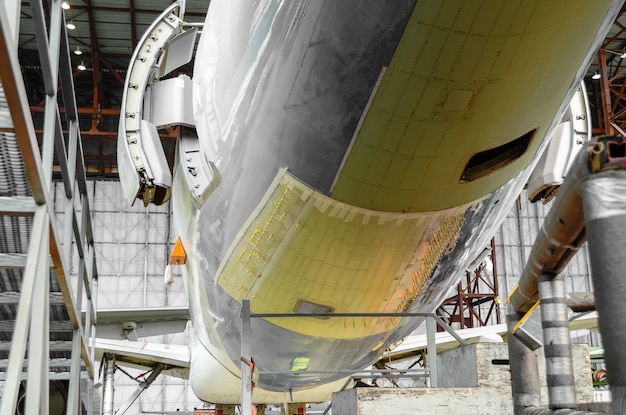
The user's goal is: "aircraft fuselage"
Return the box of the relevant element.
[162,0,620,405]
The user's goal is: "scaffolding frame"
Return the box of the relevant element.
[436,239,502,330]
[0,0,98,413]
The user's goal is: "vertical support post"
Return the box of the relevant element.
[538,274,576,409]
[598,51,615,136]
[25,207,51,415]
[90,275,98,366]
[0,206,49,415]
[241,300,253,415]
[582,171,626,413]
[426,316,438,387]
[63,197,75,267]
[87,377,95,415]
[3,0,21,47]
[76,253,85,317]
[63,119,78,269]
[88,245,98,367]
[66,329,82,415]
[507,312,541,415]
[490,238,502,324]
[102,354,116,415]
[40,0,62,187]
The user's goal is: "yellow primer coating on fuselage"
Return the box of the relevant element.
[215,0,611,339]
[216,169,469,339]
[332,0,609,212]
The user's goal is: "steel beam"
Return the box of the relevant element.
[2,0,20,47]
[66,329,83,415]
[436,244,501,330]
[28,0,54,95]
[25,213,51,413]
[426,316,438,387]
[0,320,72,332]
[0,253,52,269]
[598,52,615,136]
[0,340,73,352]
[102,355,116,415]
[0,358,74,369]
[0,371,91,382]
[0,291,64,305]
[0,1,47,202]
[0,206,48,415]
[241,299,253,415]
[116,364,164,415]
[1,1,99,408]
[0,195,37,215]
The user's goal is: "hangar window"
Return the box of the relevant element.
[460,128,537,183]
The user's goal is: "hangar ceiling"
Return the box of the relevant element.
[13,2,626,176]
[17,0,209,176]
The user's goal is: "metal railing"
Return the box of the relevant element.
[239,299,467,415]
[0,0,98,413]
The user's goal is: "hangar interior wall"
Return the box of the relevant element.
[495,193,594,300]
[57,180,599,412]
[494,192,598,346]
[53,180,205,414]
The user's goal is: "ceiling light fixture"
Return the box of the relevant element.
[74,46,82,55]
[62,1,71,10]
[592,72,601,80]
[66,20,76,30]
[77,62,86,71]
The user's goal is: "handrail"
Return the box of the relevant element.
[248,310,468,346]
[239,299,466,415]
[0,0,99,412]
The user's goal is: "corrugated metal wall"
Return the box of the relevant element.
[494,191,598,346]
[494,193,594,299]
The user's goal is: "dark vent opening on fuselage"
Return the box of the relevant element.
[460,128,537,183]
[295,300,334,319]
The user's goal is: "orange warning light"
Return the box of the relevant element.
[169,237,187,265]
